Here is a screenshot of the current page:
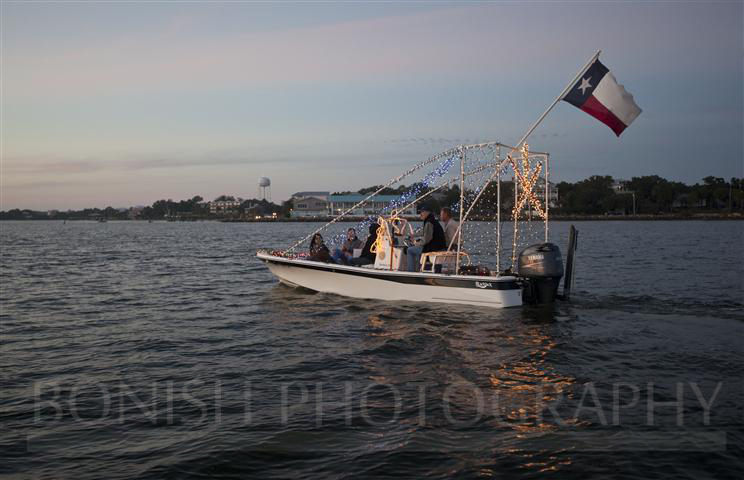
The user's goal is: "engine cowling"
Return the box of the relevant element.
[518,243,564,304]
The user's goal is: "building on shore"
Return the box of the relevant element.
[539,178,559,208]
[289,191,417,218]
[512,177,559,209]
[290,192,328,218]
[292,191,330,201]
[328,194,417,218]
[612,179,629,193]
[291,192,330,218]
[209,200,241,215]
[128,206,145,219]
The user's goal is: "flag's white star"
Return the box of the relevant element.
[578,77,592,95]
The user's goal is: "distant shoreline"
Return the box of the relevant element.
[220,214,744,222]
[2,213,742,222]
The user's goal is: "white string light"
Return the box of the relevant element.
[278,141,551,274]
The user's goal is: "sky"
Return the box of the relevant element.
[1,1,742,210]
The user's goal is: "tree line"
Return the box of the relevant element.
[556,175,742,215]
[336,175,743,216]
[1,175,742,220]
[0,195,284,220]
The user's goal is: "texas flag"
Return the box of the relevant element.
[562,59,641,136]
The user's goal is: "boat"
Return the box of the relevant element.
[257,141,578,309]
[257,250,524,308]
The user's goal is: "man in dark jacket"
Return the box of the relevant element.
[406,204,446,271]
[349,223,379,266]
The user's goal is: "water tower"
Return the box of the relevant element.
[258,176,271,201]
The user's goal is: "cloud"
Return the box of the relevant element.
[2,179,96,190]
[1,145,433,178]
[2,154,298,175]
[382,135,568,147]
[2,4,602,99]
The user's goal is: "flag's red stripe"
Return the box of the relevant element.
[580,95,627,136]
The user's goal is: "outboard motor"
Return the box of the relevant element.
[518,243,564,304]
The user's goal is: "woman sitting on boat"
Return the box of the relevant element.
[308,233,333,263]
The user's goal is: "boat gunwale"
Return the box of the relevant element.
[256,251,519,283]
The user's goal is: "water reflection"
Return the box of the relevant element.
[262,276,579,474]
[354,302,580,472]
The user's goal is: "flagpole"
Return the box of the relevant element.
[453,50,603,241]
[492,50,601,175]
[512,49,601,152]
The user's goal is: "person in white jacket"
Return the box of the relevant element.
[440,207,459,249]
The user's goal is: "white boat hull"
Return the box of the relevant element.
[257,252,522,308]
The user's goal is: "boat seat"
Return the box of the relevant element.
[420,251,470,273]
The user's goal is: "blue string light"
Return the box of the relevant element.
[328,153,457,248]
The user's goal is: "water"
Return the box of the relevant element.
[1,220,742,479]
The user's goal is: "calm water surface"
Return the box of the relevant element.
[1,220,742,479]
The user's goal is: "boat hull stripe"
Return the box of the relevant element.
[259,257,520,290]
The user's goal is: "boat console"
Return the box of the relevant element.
[371,215,413,271]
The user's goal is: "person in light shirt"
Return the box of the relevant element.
[440,207,460,249]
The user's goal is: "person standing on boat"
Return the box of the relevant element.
[349,223,379,266]
[332,228,363,264]
[440,207,459,250]
[406,205,446,271]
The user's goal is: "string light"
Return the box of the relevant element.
[327,152,457,249]
[279,140,549,274]
[508,143,550,265]
[284,146,462,253]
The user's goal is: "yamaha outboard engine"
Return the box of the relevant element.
[518,243,564,304]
